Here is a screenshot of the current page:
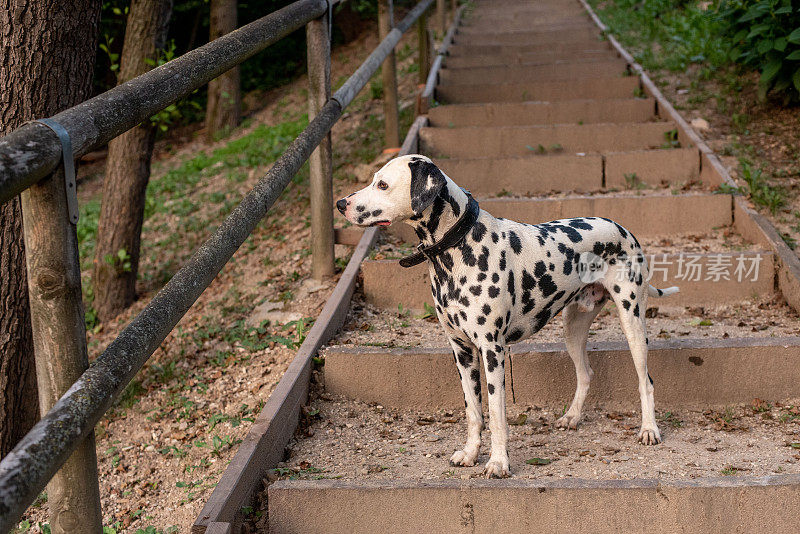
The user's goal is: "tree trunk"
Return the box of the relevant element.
[0,1,102,530]
[93,0,173,322]
[205,0,241,141]
[0,0,104,459]
[0,198,37,459]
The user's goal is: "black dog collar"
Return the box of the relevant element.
[399,195,480,268]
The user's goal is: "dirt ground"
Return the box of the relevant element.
[279,392,800,483]
[661,68,800,258]
[18,17,426,534]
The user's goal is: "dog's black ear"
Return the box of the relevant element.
[409,158,446,214]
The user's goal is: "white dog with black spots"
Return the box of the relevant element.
[337,154,678,478]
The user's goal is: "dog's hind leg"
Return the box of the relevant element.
[447,336,484,467]
[556,299,606,430]
[606,275,661,445]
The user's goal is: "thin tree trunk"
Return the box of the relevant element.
[93,0,173,321]
[0,1,102,530]
[205,0,241,141]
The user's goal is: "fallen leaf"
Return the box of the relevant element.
[509,414,528,426]
[525,457,553,465]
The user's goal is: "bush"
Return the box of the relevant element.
[715,0,800,103]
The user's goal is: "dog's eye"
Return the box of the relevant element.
[377,180,388,190]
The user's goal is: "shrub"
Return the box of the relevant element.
[715,0,800,103]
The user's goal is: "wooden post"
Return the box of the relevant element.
[306,10,335,280]
[437,0,446,34]
[417,9,430,85]
[20,169,102,531]
[378,0,400,148]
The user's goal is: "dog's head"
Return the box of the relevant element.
[336,154,447,227]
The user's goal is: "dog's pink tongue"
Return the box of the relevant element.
[377,221,391,226]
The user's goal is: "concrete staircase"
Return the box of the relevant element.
[267,1,800,531]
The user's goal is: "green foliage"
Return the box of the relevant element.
[592,0,800,103]
[715,0,800,102]
[739,158,786,213]
[588,0,729,72]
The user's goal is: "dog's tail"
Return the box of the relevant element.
[648,285,679,298]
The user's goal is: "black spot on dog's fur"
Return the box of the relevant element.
[508,231,522,254]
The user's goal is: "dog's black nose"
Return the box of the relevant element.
[336,198,348,214]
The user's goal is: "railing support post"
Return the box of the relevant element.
[20,168,102,533]
[417,8,430,85]
[437,0,446,34]
[307,8,335,280]
[378,0,401,148]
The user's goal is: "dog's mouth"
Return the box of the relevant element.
[369,220,391,227]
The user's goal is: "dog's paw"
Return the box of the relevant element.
[637,426,662,445]
[484,457,510,479]
[555,412,581,430]
[450,449,478,467]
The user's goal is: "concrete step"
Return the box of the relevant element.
[439,60,629,85]
[427,99,656,127]
[454,32,603,47]
[444,50,621,69]
[437,154,604,194]
[420,122,679,157]
[390,192,728,238]
[324,336,794,411]
[469,6,588,17]
[436,77,640,103]
[459,21,598,34]
[362,249,770,311]
[270,475,800,534]
[447,42,613,58]
[433,148,699,195]
[605,148,701,188]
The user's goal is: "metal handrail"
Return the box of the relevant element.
[0,0,434,529]
[422,4,466,99]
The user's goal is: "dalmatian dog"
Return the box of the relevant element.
[336,154,678,478]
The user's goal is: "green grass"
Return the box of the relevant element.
[587,0,729,73]
[144,115,308,219]
[739,159,786,214]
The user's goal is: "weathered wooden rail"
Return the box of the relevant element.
[0,0,448,531]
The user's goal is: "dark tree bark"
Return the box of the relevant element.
[0,0,99,459]
[0,198,37,459]
[93,0,173,321]
[205,0,241,141]
[1,1,102,530]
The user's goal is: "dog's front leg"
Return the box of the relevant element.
[481,344,510,478]
[446,337,483,467]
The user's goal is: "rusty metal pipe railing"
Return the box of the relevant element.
[0,0,433,529]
